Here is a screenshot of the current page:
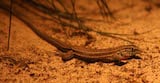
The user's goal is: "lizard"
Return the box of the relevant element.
[0,2,142,64]
[17,15,141,63]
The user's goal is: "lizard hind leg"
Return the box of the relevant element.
[61,50,74,61]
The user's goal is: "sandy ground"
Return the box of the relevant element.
[1,0,160,83]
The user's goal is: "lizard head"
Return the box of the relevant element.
[119,45,142,60]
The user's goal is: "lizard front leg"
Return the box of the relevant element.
[59,50,74,61]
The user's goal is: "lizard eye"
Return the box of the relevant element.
[131,48,134,52]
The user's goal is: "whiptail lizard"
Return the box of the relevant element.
[18,15,142,63]
[0,1,142,64]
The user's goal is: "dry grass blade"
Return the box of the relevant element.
[0,0,139,44]
[97,0,115,20]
